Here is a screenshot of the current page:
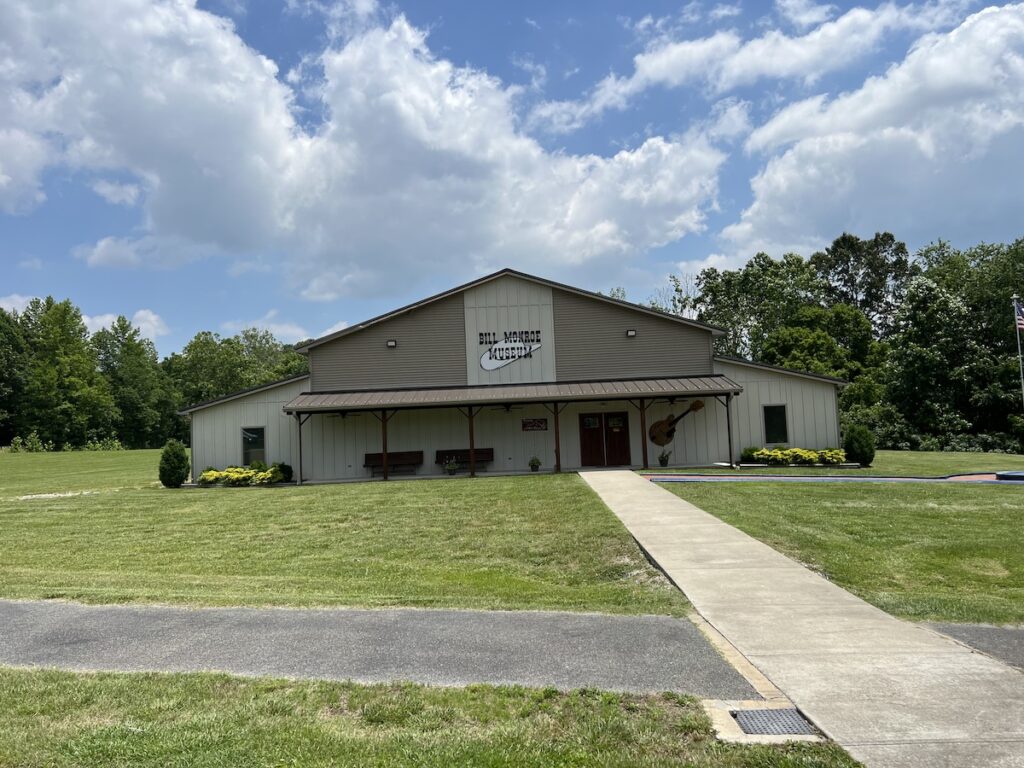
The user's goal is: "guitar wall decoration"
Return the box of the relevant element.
[647,400,705,446]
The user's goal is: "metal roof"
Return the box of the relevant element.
[282,375,742,413]
[295,267,725,352]
[178,374,310,415]
[714,356,847,384]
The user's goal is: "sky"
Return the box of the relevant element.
[1,0,1023,356]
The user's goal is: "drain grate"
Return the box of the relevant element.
[731,708,817,736]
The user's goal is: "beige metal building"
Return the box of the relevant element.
[182,269,842,481]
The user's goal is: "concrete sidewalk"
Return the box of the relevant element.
[581,470,1024,768]
[0,600,756,698]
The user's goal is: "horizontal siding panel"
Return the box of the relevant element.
[552,289,714,380]
[309,294,468,391]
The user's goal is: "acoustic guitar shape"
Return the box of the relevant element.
[648,400,705,446]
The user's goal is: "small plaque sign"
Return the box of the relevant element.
[521,418,548,432]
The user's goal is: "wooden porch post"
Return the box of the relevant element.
[381,409,389,481]
[726,394,735,467]
[639,398,649,469]
[552,402,561,473]
[468,406,477,478]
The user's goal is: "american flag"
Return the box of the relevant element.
[1016,299,1024,331]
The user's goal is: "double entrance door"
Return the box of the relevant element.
[579,412,631,467]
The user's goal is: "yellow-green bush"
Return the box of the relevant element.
[751,447,846,466]
[197,465,284,487]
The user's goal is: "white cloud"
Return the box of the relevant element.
[710,4,743,21]
[723,4,1024,258]
[2,3,727,298]
[82,309,170,339]
[528,1,967,133]
[320,319,350,336]
[92,180,140,206]
[0,293,33,313]
[17,257,42,270]
[775,0,836,29]
[222,309,309,343]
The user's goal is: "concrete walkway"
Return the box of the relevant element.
[581,470,1024,768]
[0,599,756,698]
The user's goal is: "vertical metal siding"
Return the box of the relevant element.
[551,289,714,380]
[309,294,468,391]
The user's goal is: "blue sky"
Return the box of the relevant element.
[2,0,1022,355]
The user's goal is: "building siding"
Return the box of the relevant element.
[716,360,840,460]
[189,377,307,475]
[551,289,714,381]
[309,294,467,391]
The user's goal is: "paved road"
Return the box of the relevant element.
[647,472,1021,484]
[583,470,1024,768]
[0,599,757,698]
[929,623,1024,671]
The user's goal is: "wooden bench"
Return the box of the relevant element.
[435,448,495,473]
[363,451,424,477]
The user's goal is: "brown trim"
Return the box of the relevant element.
[715,356,846,385]
[179,374,310,415]
[295,268,725,353]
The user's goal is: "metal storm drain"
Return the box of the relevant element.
[731,708,818,736]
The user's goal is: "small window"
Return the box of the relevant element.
[242,427,266,465]
[763,406,788,444]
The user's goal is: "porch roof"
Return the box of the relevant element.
[282,375,742,414]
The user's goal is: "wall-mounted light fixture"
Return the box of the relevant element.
[625,329,637,338]
[386,339,398,348]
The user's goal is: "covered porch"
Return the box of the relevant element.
[282,376,743,483]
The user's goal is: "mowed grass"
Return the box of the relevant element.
[0,450,686,615]
[649,449,1024,477]
[0,668,859,768]
[668,480,1024,624]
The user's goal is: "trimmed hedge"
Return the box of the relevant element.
[159,440,190,488]
[198,463,286,487]
[844,424,876,466]
[750,447,846,466]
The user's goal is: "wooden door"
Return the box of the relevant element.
[579,413,605,466]
[603,412,631,466]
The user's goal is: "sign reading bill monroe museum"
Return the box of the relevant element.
[479,330,543,371]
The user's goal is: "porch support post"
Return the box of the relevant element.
[726,393,735,467]
[639,398,649,470]
[552,402,563,473]
[381,409,389,481]
[468,405,477,478]
[294,413,310,485]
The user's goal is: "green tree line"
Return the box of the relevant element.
[0,299,307,449]
[653,233,1024,452]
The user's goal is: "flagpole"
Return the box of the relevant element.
[1014,294,1024,411]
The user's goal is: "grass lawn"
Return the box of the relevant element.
[667,481,1024,625]
[0,668,858,768]
[649,449,1024,477]
[0,450,686,615]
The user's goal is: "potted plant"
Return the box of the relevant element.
[528,456,541,472]
[443,457,459,475]
[658,448,672,468]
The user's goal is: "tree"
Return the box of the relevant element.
[0,308,27,445]
[17,298,115,448]
[675,252,824,357]
[810,232,916,337]
[159,439,190,488]
[93,316,179,449]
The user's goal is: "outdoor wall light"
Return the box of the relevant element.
[386,339,398,348]
[626,329,637,337]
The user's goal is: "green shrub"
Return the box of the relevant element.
[159,440,190,488]
[844,424,876,466]
[751,447,846,466]
[84,436,125,451]
[10,431,55,453]
[740,446,759,462]
[273,462,294,483]
[249,460,269,472]
[817,448,846,465]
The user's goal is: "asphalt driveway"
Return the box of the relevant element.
[0,599,757,698]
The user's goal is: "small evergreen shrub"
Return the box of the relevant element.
[249,460,269,472]
[844,424,876,466]
[159,440,190,488]
[740,446,760,463]
[273,462,294,483]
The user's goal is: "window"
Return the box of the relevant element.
[763,405,788,444]
[242,427,266,466]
